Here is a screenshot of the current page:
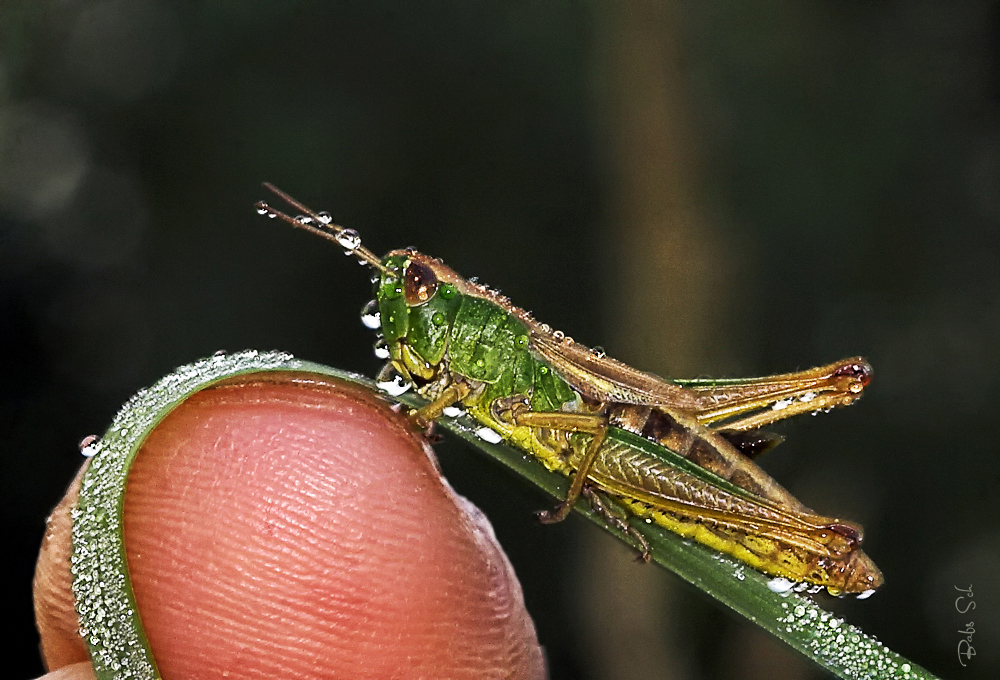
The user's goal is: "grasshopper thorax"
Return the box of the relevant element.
[370,249,539,392]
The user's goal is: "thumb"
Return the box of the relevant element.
[34,372,545,679]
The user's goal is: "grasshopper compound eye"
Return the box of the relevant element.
[404,259,439,305]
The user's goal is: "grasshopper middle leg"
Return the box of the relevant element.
[499,404,611,523]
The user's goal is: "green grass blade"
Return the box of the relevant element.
[72,355,937,680]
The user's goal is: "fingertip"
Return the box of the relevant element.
[33,466,90,672]
[31,661,96,680]
[120,373,544,678]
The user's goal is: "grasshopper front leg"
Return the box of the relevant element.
[409,380,472,430]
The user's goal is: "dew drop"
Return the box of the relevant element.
[593,346,607,358]
[79,435,99,458]
[442,405,466,418]
[553,330,565,341]
[296,215,314,225]
[767,577,795,594]
[256,205,270,216]
[316,211,333,225]
[475,426,503,444]
[336,228,362,252]
[772,398,793,411]
[856,588,876,600]
[360,300,381,329]
[373,338,390,360]
[376,374,411,396]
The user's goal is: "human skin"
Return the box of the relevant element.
[33,373,545,680]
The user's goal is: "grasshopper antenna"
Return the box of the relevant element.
[256,182,390,275]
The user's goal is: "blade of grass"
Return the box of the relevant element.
[73,354,939,680]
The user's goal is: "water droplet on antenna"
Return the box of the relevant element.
[336,228,362,252]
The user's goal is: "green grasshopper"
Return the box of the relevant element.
[257,184,883,597]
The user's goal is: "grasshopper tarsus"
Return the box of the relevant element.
[535,503,573,525]
[407,411,441,442]
[581,486,651,560]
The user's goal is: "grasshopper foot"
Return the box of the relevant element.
[406,409,440,441]
[582,487,650,561]
[535,501,573,525]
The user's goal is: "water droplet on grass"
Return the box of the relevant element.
[474,426,503,444]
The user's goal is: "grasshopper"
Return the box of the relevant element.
[257,184,883,596]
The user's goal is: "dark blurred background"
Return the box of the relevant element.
[4,2,998,678]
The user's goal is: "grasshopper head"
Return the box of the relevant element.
[257,185,472,390]
[372,251,464,386]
